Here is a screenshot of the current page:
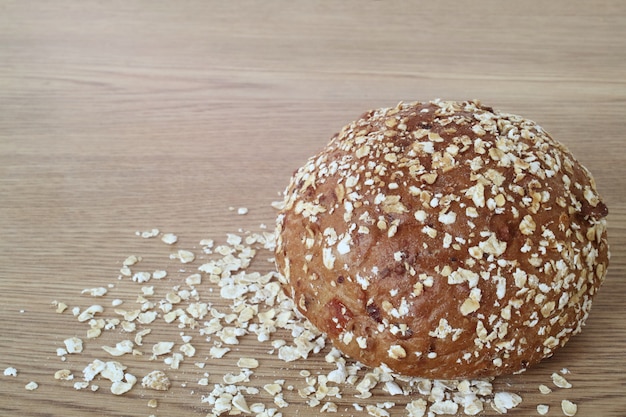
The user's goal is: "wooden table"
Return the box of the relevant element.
[1,1,625,416]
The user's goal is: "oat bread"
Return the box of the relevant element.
[275,100,609,379]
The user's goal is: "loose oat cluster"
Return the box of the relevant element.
[275,100,609,379]
[0,215,586,416]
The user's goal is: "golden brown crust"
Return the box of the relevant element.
[275,100,609,379]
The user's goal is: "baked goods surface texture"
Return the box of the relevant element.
[274,100,609,379]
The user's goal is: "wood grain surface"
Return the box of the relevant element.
[1,1,625,416]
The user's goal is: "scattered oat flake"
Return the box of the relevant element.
[492,391,522,413]
[274,393,289,408]
[538,384,552,394]
[102,340,134,356]
[271,200,285,210]
[140,229,160,238]
[264,383,282,396]
[123,255,142,266]
[64,337,84,354]
[138,311,158,324]
[223,370,252,385]
[101,361,127,382]
[77,304,104,322]
[89,326,102,337]
[142,370,171,391]
[406,398,427,417]
[537,404,550,415]
[250,403,266,413]
[83,359,106,381]
[185,273,202,287]
[366,404,390,417]
[74,381,89,390]
[552,372,573,388]
[237,357,259,369]
[277,345,302,362]
[121,320,135,332]
[153,269,167,279]
[82,287,108,297]
[561,400,577,416]
[172,249,195,263]
[237,207,249,215]
[54,369,74,380]
[320,402,338,413]
[164,353,184,369]
[132,271,151,283]
[134,328,151,346]
[152,341,175,357]
[53,300,68,313]
[161,233,178,244]
[232,392,251,413]
[430,399,458,415]
[180,343,196,357]
[25,381,39,391]
[3,367,17,377]
[111,373,137,395]
[209,346,230,359]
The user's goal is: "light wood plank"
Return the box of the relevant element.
[1,1,625,415]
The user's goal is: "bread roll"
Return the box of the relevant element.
[275,100,609,379]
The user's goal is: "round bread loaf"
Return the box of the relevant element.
[275,100,609,379]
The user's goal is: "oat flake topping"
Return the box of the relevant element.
[276,99,609,379]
